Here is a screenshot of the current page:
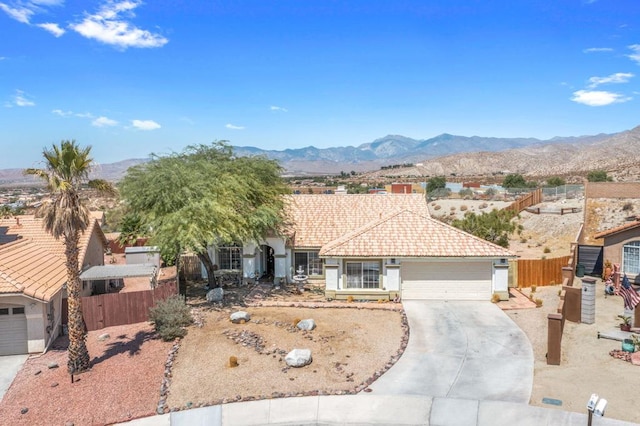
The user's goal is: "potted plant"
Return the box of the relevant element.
[618,315,632,332]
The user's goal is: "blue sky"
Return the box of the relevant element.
[1,0,639,169]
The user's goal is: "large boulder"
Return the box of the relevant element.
[297,319,316,331]
[285,349,312,367]
[230,311,251,324]
[206,288,224,303]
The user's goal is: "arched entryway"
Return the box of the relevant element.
[260,244,275,279]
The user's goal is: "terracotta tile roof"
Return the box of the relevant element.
[319,209,515,258]
[594,220,640,239]
[0,215,106,301]
[286,194,431,248]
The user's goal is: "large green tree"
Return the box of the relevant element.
[25,141,116,374]
[451,209,517,248]
[119,142,289,287]
[502,173,527,189]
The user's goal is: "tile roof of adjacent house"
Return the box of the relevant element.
[286,194,431,248]
[319,209,515,258]
[0,215,106,301]
[594,220,640,239]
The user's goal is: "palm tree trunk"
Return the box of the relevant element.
[65,230,90,374]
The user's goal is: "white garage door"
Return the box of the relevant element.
[401,261,492,300]
[0,305,28,356]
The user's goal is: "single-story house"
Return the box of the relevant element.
[595,219,640,285]
[0,215,106,355]
[0,215,160,355]
[206,194,515,301]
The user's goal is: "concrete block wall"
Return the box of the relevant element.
[585,182,640,199]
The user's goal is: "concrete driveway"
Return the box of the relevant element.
[367,301,533,403]
[0,354,28,401]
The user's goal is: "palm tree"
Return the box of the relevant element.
[25,140,116,374]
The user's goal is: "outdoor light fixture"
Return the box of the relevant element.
[587,393,607,425]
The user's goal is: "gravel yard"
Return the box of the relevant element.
[0,323,172,426]
[165,305,406,410]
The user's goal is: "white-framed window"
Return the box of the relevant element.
[218,245,242,270]
[294,251,324,276]
[623,241,640,275]
[346,261,380,289]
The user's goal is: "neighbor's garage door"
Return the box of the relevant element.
[0,305,28,356]
[401,261,492,300]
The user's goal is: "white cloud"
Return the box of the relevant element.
[0,3,34,23]
[70,0,168,49]
[225,123,245,130]
[583,47,613,53]
[131,119,160,130]
[51,108,73,116]
[571,90,631,106]
[270,105,288,112]
[628,45,640,65]
[92,116,118,127]
[75,112,93,118]
[9,90,35,107]
[37,22,65,37]
[587,72,634,88]
[0,0,63,24]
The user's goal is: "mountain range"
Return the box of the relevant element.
[1,126,638,185]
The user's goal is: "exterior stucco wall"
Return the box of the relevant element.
[585,182,640,199]
[602,228,640,282]
[83,229,106,269]
[0,294,49,353]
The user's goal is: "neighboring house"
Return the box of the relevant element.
[207,194,515,301]
[595,219,640,285]
[0,215,107,356]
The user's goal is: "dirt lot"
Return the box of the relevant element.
[166,305,405,409]
[507,283,640,424]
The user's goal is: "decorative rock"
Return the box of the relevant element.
[47,362,59,369]
[297,319,316,331]
[230,311,251,324]
[34,370,42,376]
[21,408,29,414]
[97,333,110,341]
[285,348,312,367]
[632,352,640,366]
[65,422,74,426]
[51,382,59,387]
[207,288,224,303]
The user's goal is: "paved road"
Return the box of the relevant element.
[0,354,28,401]
[367,301,533,402]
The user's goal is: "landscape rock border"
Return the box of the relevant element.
[160,305,409,414]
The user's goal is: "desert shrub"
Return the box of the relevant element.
[346,295,354,303]
[229,356,239,367]
[531,285,537,293]
[293,318,302,326]
[149,294,193,341]
[543,247,551,254]
[433,204,442,210]
[479,202,488,209]
[459,188,473,198]
[520,237,528,243]
[460,205,468,211]
[450,206,456,211]
[535,298,543,308]
[622,202,634,212]
[491,293,501,303]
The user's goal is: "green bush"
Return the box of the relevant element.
[149,294,193,341]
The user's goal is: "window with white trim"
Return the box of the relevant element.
[346,261,380,289]
[294,251,324,276]
[218,245,242,270]
[623,241,640,275]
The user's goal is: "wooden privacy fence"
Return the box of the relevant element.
[504,188,542,213]
[179,254,202,280]
[82,281,177,331]
[517,256,571,287]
